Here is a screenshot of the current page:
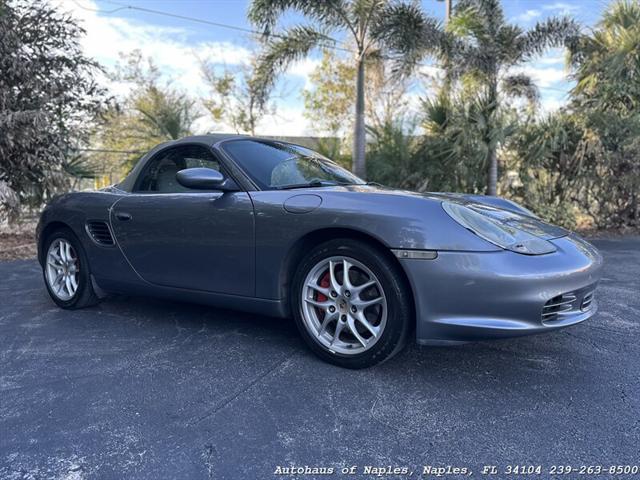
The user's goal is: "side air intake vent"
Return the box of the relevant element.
[542,292,578,323]
[581,292,594,311]
[86,221,114,246]
[542,285,597,324]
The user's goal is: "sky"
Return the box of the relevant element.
[56,0,612,136]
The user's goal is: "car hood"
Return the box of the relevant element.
[335,185,569,241]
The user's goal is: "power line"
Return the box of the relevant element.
[72,0,573,94]
[79,148,144,154]
[71,0,353,53]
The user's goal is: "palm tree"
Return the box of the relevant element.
[247,0,442,178]
[134,86,197,142]
[97,51,199,172]
[379,0,578,195]
[567,0,640,227]
[569,0,640,113]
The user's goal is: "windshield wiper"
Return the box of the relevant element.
[275,181,337,190]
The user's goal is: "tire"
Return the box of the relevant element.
[42,227,99,309]
[291,238,412,369]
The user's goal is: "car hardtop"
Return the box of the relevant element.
[116,134,319,193]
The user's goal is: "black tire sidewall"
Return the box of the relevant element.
[42,228,93,309]
[291,239,412,369]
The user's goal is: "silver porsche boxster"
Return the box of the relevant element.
[37,134,603,368]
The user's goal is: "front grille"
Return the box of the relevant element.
[581,292,594,311]
[86,221,114,246]
[541,287,596,323]
[542,293,578,322]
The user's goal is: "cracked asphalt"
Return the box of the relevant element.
[1,237,639,479]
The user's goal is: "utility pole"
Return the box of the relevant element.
[437,0,452,24]
[438,0,453,93]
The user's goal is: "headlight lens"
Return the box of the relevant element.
[442,202,556,255]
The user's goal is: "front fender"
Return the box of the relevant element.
[249,189,499,300]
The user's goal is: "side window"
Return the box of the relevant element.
[135,145,221,193]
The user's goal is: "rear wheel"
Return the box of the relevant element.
[291,239,412,368]
[43,228,99,309]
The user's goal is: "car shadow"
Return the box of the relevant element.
[94,292,588,383]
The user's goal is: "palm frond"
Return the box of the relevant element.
[62,155,96,179]
[253,25,329,106]
[354,0,386,39]
[601,0,640,31]
[502,74,539,105]
[247,0,347,35]
[496,24,524,64]
[479,0,505,37]
[371,2,445,76]
[566,33,596,68]
[446,2,503,78]
[450,0,504,40]
[518,16,580,61]
[422,94,451,134]
[447,4,484,39]
[447,43,489,79]
[569,0,640,111]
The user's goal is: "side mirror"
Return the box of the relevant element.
[176,168,237,191]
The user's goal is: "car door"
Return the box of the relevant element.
[109,144,255,296]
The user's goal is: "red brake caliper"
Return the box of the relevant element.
[315,272,331,311]
[316,272,330,302]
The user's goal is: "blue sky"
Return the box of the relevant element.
[61,0,612,135]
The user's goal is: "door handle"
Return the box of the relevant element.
[115,212,132,221]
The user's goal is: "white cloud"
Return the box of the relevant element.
[287,58,321,91]
[56,0,318,134]
[185,105,312,137]
[289,58,321,78]
[508,60,571,114]
[540,96,566,113]
[191,115,217,135]
[257,106,311,137]
[517,9,542,22]
[58,0,252,98]
[418,64,444,80]
[510,65,569,88]
[537,54,565,65]
[542,2,580,14]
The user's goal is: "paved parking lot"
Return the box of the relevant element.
[1,237,639,479]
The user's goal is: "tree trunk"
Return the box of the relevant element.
[487,77,498,196]
[352,55,366,178]
[487,146,497,196]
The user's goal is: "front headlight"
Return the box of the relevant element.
[442,202,556,255]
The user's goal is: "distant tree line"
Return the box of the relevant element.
[280,0,640,229]
[0,0,638,230]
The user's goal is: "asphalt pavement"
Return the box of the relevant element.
[1,237,639,479]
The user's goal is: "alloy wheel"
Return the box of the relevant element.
[45,238,80,301]
[301,256,387,355]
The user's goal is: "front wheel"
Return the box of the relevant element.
[291,239,412,369]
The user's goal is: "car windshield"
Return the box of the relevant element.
[221,139,365,190]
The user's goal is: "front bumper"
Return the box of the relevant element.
[399,235,604,345]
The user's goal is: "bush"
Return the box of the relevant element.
[0,0,109,221]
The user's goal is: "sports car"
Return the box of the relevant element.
[37,134,603,368]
